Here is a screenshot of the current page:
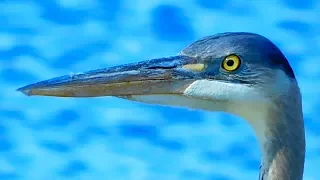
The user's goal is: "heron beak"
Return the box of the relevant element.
[17,56,203,97]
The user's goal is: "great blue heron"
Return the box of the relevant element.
[17,32,305,180]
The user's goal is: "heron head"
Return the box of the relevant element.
[17,32,297,116]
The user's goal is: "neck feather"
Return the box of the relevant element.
[258,101,305,180]
[232,91,305,180]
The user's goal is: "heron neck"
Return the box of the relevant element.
[232,94,305,180]
[260,107,305,180]
[253,100,305,180]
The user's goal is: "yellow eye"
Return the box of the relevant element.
[222,54,241,71]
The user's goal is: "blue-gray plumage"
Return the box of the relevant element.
[17,32,305,180]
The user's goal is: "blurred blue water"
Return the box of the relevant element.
[1,0,319,179]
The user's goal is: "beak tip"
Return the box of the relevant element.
[16,86,32,96]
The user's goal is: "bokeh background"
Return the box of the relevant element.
[1,0,319,179]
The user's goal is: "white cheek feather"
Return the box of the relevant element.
[183,79,263,102]
[183,79,271,148]
[127,80,264,111]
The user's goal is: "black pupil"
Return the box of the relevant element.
[226,60,234,66]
